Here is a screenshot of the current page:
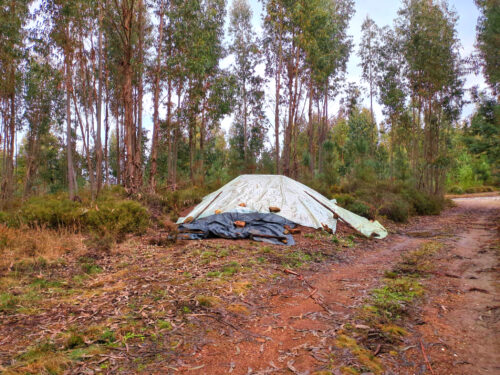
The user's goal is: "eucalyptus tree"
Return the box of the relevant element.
[396,0,463,194]
[46,0,77,199]
[0,0,30,203]
[171,0,227,182]
[263,0,353,176]
[262,0,285,173]
[149,0,166,191]
[464,91,500,180]
[359,16,381,125]
[475,0,500,96]
[229,0,267,169]
[375,26,410,176]
[104,0,145,193]
[22,55,64,196]
[298,0,354,174]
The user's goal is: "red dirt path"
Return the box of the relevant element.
[184,196,500,374]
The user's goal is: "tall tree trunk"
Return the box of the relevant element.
[283,45,299,177]
[165,76,172,183]
[0,73,16,203]
[23,119,41,198]
[104,56,110,185]
[189,112,194,182]
[124,60,134,191]
[243,79,248,167]
[170,85,181,187]
[95,3,104,197]
[274,11,283,175]
[199,98,205,182]
[116,105,121,185]
[308,75,314,174]
[65,37,77,200]
[188,81,195,183]
[282,68,293,176]
[134,0,144,190]
[149,0,165,192]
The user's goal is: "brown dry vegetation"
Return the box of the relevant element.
[0,226,86,271]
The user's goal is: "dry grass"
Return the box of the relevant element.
[0,225,86,271]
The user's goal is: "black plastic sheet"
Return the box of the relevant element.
[178,212,297,245]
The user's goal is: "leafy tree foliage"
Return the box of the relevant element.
[0,0,496,206]
[229,0,267,171]
[475,0,500,95]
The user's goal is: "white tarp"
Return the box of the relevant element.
[177,174,387,239]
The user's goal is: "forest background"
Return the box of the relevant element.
[0,0,498,228]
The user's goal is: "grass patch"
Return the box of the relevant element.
[9,340,70,375]
[64,333,85,349]
[68,345,104,361]
[0,225,84,272]
[227,303,250,315]
[206,270,221,278]
[282,249,322,268]
[221,261,240,276]
[232,281,252,295]
[157,320,173,330]
[370,277,424,320]
[29,277,63,290]
[0,292,18,312]
[335,335,384,374]
[78,257,103,275]
[196,295,221,307]
[393,242,443,276]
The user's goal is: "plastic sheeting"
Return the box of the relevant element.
[178,212,297,245]
[177,174,387,239]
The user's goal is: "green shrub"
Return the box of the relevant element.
[379,199,410,223]
[402,189,444,216]
[20,197,83,229]
[85,200,149,238]
[0,211,20,227]
[464,186,495,193]
[168,187,206,210]
[347,201,374,219]
[333,193,356,206]
[333,194,374,219]
[448,185,464,194]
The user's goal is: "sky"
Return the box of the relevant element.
[145,0,487,143]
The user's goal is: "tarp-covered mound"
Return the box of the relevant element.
[177,174,387,240]
[178,212,297,245]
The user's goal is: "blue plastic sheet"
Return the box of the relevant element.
[178,212,297,245]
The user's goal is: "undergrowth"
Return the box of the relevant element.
[333,180,446,222]
[0,187,149,236]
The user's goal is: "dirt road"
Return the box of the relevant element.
[187,196,500,374]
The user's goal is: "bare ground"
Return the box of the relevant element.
[0,195,498,374]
